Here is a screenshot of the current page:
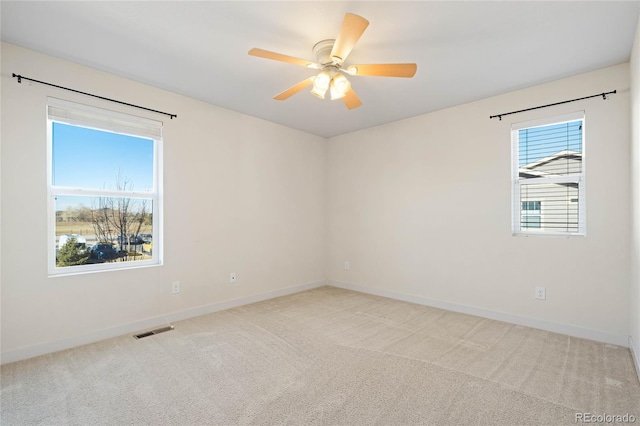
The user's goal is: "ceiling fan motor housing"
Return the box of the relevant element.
[313,39,339,66]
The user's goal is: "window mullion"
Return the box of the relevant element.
[517,175,582,185]
[51,186,154,199]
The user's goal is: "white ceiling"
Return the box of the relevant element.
[2,1,639,138]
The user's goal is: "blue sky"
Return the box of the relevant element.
[52,122,154,191]
[518,120,582,166]
[53,123,154,213]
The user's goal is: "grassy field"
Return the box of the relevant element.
[55,222,152,236]
[55,222,95,236]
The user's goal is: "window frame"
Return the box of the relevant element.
[511,111,586,237]
[47,98,163,276]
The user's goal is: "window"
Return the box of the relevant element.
[512,112,585,235]
[48,98,162,274]
[521,201,541,229]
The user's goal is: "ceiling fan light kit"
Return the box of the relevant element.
[330,73,351,100]
[248,13,417,109]
[311,71,331,99]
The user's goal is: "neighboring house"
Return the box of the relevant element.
[519,150,581,232]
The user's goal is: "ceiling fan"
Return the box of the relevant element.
[248,13,417,110]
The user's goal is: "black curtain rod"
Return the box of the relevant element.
[12,73,177,119]
[490,90,616,121]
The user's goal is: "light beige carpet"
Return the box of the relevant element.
[1,286,639,425]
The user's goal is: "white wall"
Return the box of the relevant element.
[1,40,636,364]
[0,43,327,362]
[630,15,640,377]
[327,63,631,345]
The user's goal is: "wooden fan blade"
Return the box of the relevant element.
[273,77,315,100]
[342,88,363,110]
[347,63,417,78]
[248,48,318,68]
[330,13,369,64]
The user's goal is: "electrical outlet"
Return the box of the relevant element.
[230,272,237,284]
[344,261,350,270]
[171,281,181,294]
[535,286,546,300]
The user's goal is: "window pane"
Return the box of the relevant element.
[521,215,541,229]
[521,201,541,214]
[520,184,579,232]
[518,120,582,180]
[55,195,153,268]
[52,122,154,191]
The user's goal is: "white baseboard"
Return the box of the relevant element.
[1,279,326,365]
[329,280,629,347]
[630,336,640,384]
[3,279,630,365]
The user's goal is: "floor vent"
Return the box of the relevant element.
[133,325,174,339]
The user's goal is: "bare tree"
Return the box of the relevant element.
[76,206,93,222]
[90,172,149,259]
[90,202,116,244]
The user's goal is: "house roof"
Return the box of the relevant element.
[519,150,582,179]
